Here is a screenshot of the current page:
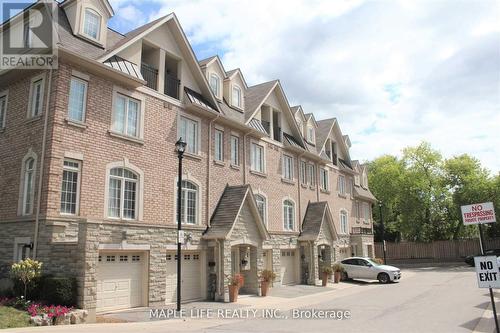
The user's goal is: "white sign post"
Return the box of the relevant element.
[474,256,500,289]
[462,202,498,333]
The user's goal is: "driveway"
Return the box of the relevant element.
[4,265,496,333]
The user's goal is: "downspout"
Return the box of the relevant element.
[206,114,220,227]
[242,131,252,184]
[33,68,54,259]
[297,152,305,232]
[316,162,320,202]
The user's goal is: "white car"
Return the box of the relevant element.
[339,257,401,284]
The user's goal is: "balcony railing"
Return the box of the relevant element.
[262,120,270,134]
[351,227,373,235]
[140,62,158,90]
[332,153,338,166]
[165,73,180,99]
[273,126,282,142]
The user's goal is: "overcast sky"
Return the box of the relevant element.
[108,0,500,172]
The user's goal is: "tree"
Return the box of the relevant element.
[11,258,42,299]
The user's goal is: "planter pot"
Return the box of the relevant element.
[229,285,239,302]
[321,272,329,286]
[261,281,270,297]
[334,271,341,283]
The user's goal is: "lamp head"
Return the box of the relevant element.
[175,138,187,155]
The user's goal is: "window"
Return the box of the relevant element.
[320,168,329,191]
[83,9,101,40]
[29,77,44,118]
[23,23,32,48]
[68,77,87,123]
[338,175,346,195]
[255,194,266,225]
[340,211,348,234]
[178,180,198,224]
[283,199,295,231]
[179,116,199,154]
[307,164,315,186]
[209,73,220,97]
[364,203,371,222]
[250,142,264,173]
[214,129,224,161]
[356,201,361,219]
[230,135,239,166]
[60,159,81,215]
[307,127,314,142]
[22,158,35,215]
[132,255,140,262]
[348,178,354,198]
[0,92,7,128]
[119,255,128,262]
[355,174,360,186]
[300,160,307,184]
[363,173,368,188]
[232,85,242,108]
[108,167,138,219]
[112,94,141,138]
[282,155,293,180]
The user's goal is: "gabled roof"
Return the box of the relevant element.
[292,105,306,121]
[304,113,319,128]
[316,118,336,151]
[299,202,337,241]
[61,0,114,16]
[203,185,269,240]
[244,80,278,122]
[199,55,227,78]
[225,68,248,90]
[354,186,377,202]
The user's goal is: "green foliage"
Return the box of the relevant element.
[10,259,42,299]
[42,277,77,307]
[368,142,499,242]
[322,266,333,275]
[332,263,344,272]
[0,306,32,329]
[259,269,277,282]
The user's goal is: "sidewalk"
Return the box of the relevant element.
[473,293,500,333]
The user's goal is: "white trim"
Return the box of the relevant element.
[282,153,294,181]
[208,72,221,99]
[249,139,266,174]
[339,209,348,234]
[172,174,203,226]
[60,158,82,216]
[18,149,37,216]
[99,242,151,251]
[230,134,240,166]
[68,76,88,124]
[178,112,202,156]
[80,7,103,44]
[111,86,145,140]
[0,89,8,128]
[214,128,224,162]
[282,196,296,231]
[104,159,144,221]
[64,151,84,160]
[320,167,329,191]
[231,83,243,110]
[253,190,268,228]
[27,73,46,118]
[71,69,90,81]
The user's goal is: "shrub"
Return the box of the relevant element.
[322,267,333,276]
[259,270,277,282]
[226,274,244,287]
[42,277,77,307]
[332,263,345,273]
[10,259,42,299]
[27,303,72,319]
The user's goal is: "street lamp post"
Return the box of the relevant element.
[175,138,187,312]
[378,201,387,265]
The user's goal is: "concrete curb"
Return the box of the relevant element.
[473,296,500,333]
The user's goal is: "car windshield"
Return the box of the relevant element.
[365,258,380,266]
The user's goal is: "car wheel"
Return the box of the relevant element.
[341,272,349,281]
[378,272,390,284]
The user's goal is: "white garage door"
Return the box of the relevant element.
[280,250,297,285]
[96,252,146,312]
[165,252,203,303]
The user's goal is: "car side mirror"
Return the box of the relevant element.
[366,263,372,267]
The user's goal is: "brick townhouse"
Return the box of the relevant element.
[0,0,376,321]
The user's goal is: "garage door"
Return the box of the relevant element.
[96,252,146,312]
[165,252,203,303]
[280,250,297,285]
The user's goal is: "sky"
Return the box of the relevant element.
[61,1,500,172]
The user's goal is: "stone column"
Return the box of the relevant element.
[222,240,232,302]
[80,222,99,323]
[272,248,282,285]
[311,244,319,285]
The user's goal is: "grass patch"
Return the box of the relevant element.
[0,306,32,329]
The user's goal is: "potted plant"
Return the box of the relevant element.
[226,273,244,302]
[259,270,276,297]
[332,263,344,283]
[321,266,333,286]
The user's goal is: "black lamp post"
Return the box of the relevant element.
[175,137,186,312]
[378,201,387,265]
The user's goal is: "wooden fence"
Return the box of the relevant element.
[374,238,500,262]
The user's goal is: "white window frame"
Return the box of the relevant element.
[338,175,346,195]
[60,159,81,215]
[307,163,316,187]
[178,114,201,156]
[27,74,45,118]
[67,76,88,123]
[83,8,101,41]
[254,192,267,227]
[104,160,144,221]
[18,150,37,216]
[282,154,294,180]
[214,128,224,161]
[320,168,329,191]
[356,201,361,220]
[173,174,202,225]
[283,198,296,231]
[230,135,239,166]
[209,73,221,98]
[111,92,142,139]
[364,203,371,223]
[307,127,314,143]
[300,160,307,184]
[0,90,8,129]
[340,210,348,234]
[250,141,265,173]
[232,84,242,109]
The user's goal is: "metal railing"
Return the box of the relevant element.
[351,227,373,235]
[140,62,158,90]
[165,73,180,99]
[273,127,282,142]
[262,120,270,134]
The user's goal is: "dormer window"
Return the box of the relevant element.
[307,127,314,143]
[83,9,101,40]
[232,85,242,108]
[209,73,221,98]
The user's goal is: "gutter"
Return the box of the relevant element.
[206,114,220,227]
[33,68,53,258]
[297,152,305,232]
[242,130,253,184]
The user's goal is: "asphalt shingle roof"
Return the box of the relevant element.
[316,118,336,153]
[244,80,277,122]
[299,202,329,241]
